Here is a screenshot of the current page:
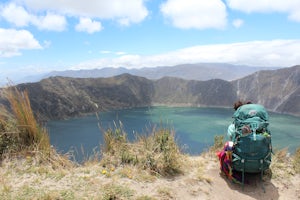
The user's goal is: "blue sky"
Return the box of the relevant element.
[1,0,300,82]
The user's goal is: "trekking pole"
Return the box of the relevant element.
[260,159,266,193]
[242,159,245,190]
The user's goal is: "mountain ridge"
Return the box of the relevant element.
[12,63,279,85]
[1,65,299,120]
[46,63,279,81]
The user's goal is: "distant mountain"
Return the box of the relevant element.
[43,63,277,81]
[1,65,299,120]
[46,67,130,79]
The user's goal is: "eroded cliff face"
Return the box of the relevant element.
[232,65,300,115]
[1,65,299,120]
[152,77,236,107]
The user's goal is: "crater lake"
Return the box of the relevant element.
[47,107,300,162]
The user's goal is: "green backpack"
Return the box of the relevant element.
[231,104,272,175]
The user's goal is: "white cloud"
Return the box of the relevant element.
[173,40,300,67]
[1,3,31,27]
[116,52,126,55]
[232,19,244,28]
[70,40,300,70]
[99,50,126,55]
[1,3,67,31]
[17,0,149,26]
[160,0,227,29]
[100,50,112,54]
[75,17,102,34]
[0,28,42,57]
[33,13,67,31]
[226,0,300,22]
[288,9,300,22]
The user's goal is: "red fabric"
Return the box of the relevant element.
[217,142,241,183]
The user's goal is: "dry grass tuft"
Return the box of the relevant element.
[293,147,300,174]
[100,123,185,177]
[101,183,135,200]
[270,148,294,179]
[157,186,174,199]
[0,86,73,168]
[209,135,224,154]
[0,87,50,153]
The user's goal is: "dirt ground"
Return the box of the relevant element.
[129,155,300,199]
[1,154,299,199]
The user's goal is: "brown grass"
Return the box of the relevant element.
[100,122,185,177]
[270,148,295,179]
[0,87,50,152]
[0,86,72,168]
[293,147,300,173]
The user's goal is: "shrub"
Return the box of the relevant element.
[101,183,134,200]
[143,127,182,176]
[100,123,184,176]
[208,135,224,154]
[0,106,20,155]
[270,148,294,179]
[0,86,71,168]
[293,147,300,174]
[102,121,127,154]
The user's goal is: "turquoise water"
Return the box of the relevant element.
[47,107,300,161]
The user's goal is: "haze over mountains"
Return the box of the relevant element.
[1,65,298,120]
[17,63,278,84]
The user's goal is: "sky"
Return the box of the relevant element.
[1,0,300,82]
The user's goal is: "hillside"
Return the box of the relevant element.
[2,75,236,120]
[4,74,150,119]
[232,65,300,115]
[153,77,236,107]
[1,65,299,120]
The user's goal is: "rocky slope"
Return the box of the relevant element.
[232,65,300,115]
[153,77,236,107]
[16,75,237,120]
[14,74,154,120]
[1,65,299,119]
